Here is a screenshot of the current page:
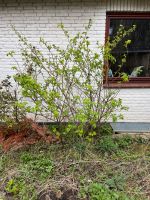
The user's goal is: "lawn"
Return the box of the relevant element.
[0,135,150,200]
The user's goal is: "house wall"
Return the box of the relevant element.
[107,0,150,11]
[106,0,150,122]
[0,0,106,78]
[0,0,150,122]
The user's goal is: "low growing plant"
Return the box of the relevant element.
[80,182,134,200]
[5,177,37,200]
[0,154,8,175]
[96,136,119,154]
[114,135,133,149]
[17,180,37,200]
[5,179,19,195]
[105,174,126,191]
[20,152,53,181]
[96,135,133,154]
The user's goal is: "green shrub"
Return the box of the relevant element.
[7,21,135,139]
[80,182,134,200]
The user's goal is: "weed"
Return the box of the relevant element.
[114,135,133,149]
[80,182,134,200]
[135,137,150,144]
[5,177,37,200]
[96,136,118,154]
[0,139,149,200]
[96,135,134,154]
[17,180,37,200]
[73,141,87,155]
[20,152,53,181]
[5,179,19,195]
[105,174,126,191]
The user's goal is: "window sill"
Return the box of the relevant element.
[104,77,150,88]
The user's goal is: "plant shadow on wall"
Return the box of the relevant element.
[0,20,135,151]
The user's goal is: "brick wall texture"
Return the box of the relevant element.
[0,0,150,122]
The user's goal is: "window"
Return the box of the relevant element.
[105,12,150,88]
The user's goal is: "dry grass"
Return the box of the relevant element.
[0,136,150,200]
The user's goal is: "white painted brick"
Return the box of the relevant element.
[0,0,150,122]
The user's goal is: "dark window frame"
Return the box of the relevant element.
[105,12,150,88]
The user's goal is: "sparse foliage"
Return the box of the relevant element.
[6,21,135,139]
[0,75,26,127]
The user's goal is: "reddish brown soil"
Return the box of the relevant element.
[0,119,60,152]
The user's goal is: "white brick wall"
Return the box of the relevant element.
[0,0,106,77]
[0,0,150,122]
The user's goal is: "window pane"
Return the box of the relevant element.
[109,19,150,77]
